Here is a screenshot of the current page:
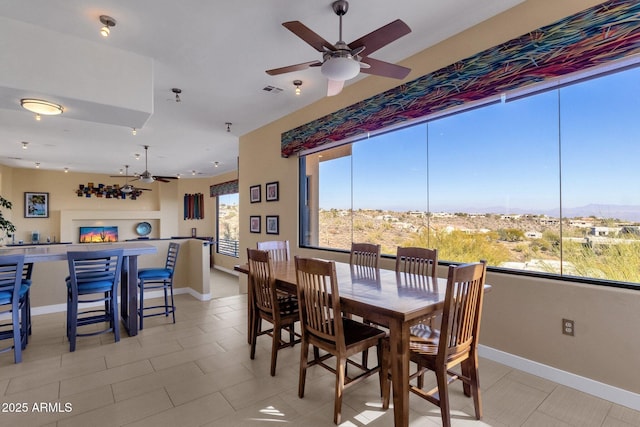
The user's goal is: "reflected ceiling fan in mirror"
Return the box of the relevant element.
[266,0,411,96]
[134,145,178,183]
[110,165,152,194]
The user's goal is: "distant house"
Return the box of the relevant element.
[525,231,543,239]
[501,214,522,220]
[432,212,454,218]
[590,226,621,236]
[569,219,594,228]
[409,211,426,217]
[539,217,560,226]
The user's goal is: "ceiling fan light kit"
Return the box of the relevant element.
[265,0,411,96]
[321,56,360,81]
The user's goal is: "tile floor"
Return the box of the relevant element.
[1,271,639,426]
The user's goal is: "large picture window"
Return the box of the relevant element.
[300,63,640,286]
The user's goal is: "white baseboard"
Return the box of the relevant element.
[27,288,211,317]
[213,265,239,276]
[479,345,640,411]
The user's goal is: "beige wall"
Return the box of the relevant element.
[0,166,240,302]
[238,0,640,397]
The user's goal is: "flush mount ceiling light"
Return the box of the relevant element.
[225,122,232,132]
[100,15,116,37]
[293,80,302,95]
[22,141,28,149]
[20,99,63,116]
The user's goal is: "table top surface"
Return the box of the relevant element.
[238,259,474,323]
[0,242,157,261]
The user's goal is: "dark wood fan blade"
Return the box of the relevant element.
[348,19,411,57]
[153,176,178,183]
[266,60,322,76]
[110,175,138,178]
[282,21,336,52]
[360,57,411,79]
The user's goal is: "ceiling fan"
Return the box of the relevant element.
[266,0,412,96]
[110,165,152,194]
[134,145,178,183]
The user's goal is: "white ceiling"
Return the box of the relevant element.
[0,0,523,179]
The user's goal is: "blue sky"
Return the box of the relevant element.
[319,65,640,218]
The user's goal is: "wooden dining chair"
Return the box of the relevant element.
[294,256,387,425]
[382,260,488,427]
[247,249,300,376]
[349,242,380,269]
[0,254,27,364]
[256,240,290,262]
[351,242,382,367]
[395,246,438,282]
[396,247,440,347]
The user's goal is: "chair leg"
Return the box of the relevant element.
[435,368,451,427]
[250,316,260,360]
[163,282,169,317]
[169,281,176,323]
[139,280,145,330]
[334,357,347,425]
[12,305,22,363]
[466,355,482,419]
[298,340,310,398]
[68,300,77,352]
[270,322,280,376]
[112,290,120,343]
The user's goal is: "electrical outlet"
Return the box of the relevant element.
[562,318,574,336]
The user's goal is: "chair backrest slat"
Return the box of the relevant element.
[350,243,381,269]
[396,247,438,280]
[439,260,487,360]
[165,242,180,271]
[247,249,279,317]
[257,240,290,262]
[0,255,25,297]
[295,257,343,349]
[67,250,124,295]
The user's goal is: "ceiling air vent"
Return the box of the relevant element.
[262,85,283,94]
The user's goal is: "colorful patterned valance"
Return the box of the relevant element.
[282,0,640,157]
[209,179,239,197]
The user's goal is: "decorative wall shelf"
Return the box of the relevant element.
[76,182,144,199]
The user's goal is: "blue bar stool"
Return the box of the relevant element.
[66,249,124,352]
[138,242,180,330]
[0,254,27,363]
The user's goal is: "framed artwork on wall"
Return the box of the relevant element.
[266,215,279,235]
[24,192,49,218]
[266,181,279,202]
[250,185,261,203]
[250,215,261,233]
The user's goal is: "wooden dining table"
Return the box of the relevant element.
[0,242,157,336]
[236,258,483,427]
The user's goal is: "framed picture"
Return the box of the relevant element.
[24,192,49,218]
[250,185,261,203]
[266,181,279,202]
[250,215,261,233]
[266,215,279,235]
